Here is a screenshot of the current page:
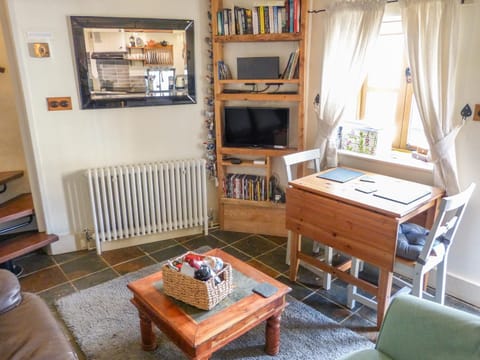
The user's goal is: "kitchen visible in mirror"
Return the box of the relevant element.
[70,16,196,109]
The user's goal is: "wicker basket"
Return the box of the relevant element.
[162,252,233,310]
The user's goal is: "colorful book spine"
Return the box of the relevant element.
[259,6,265,34]
[252,7,259,34]
[217,11,224,36]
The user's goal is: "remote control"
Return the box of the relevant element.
[252,282,278,298]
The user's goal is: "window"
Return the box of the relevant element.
[357,18,428,153]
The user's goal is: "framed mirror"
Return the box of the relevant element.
[70,16,196,109]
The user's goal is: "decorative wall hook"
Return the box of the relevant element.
[0,66,5,73]
[460,104,472,121]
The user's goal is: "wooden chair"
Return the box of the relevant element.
[347,183,476,310]
[283,149,334,289]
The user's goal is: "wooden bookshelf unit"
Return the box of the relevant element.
[211,0,307,236]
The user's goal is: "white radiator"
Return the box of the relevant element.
[87,159,208,254]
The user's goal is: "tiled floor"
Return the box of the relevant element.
[15,229,480,358]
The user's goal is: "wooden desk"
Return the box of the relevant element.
[286,168,444,327]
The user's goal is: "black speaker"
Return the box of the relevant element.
[237,57,280,80]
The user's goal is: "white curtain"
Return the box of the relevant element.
[314,0,385,168]
[400,0,462,195]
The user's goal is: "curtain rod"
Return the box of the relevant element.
[308,0,465,14]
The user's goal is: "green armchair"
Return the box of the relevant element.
[340,294,480,360]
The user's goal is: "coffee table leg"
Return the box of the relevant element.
[139,310,157,351]
[265,311,282,355]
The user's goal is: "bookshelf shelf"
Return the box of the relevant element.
[216,92,301,101]
[212,0,306,237]
[220,160,268,168]
[220,147,297,156]
[219,79,299,84]
[221,197,286,208]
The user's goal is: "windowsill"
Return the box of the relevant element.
[338,149,434,173]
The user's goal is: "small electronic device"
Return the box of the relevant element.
[355,185,377,194]
[252,282,278,298]
[230,158,242,164]
[360,176,376,183]
[237,57,280,80]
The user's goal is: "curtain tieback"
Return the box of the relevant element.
[429,128,459,163]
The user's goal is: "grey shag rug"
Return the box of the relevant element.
[55,259,373,359]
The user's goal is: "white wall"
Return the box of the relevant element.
[1,0,213,252]
[448,2,480,307]
[306,1,480,307]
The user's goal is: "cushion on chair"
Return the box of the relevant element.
[396,223,429,261]
[396,223,448,261]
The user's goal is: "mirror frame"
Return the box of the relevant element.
[70,16,196,109]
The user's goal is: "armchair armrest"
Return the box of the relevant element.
[0,269,22,314]
[377,294,480,360]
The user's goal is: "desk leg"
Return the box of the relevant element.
[376,269,393,328]
[289,231,300,281]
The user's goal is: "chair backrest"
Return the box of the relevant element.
[283,148,322,182]
[417,183,476,265]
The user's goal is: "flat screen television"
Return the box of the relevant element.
[223,107,289,148]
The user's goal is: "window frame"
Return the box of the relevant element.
[357,19,425,153]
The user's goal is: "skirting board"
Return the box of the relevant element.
[49,228,205,255]
[446,272,480,308]
[396,266,480,308]
[48,233,78,255]
[97,227,205,253]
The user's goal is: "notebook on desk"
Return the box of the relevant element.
[373,185,431,205]
[316,168,365,183]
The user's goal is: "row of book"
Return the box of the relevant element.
[217,0,301,36]
[281,49,299,79]
[223,174,267,201]
[217,60,232,80]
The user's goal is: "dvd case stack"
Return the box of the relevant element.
[223,174,267,201]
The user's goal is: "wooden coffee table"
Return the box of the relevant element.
[127,248,291,360]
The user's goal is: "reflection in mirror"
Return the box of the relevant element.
[146,68,176,93]
[70,16,196,109]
